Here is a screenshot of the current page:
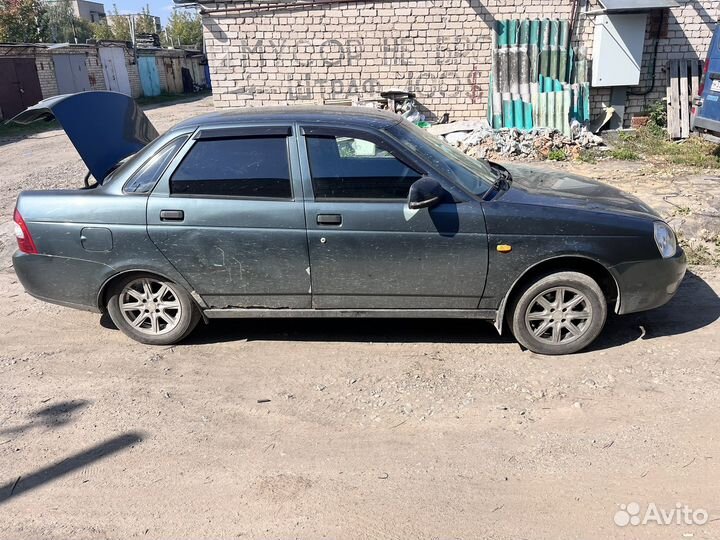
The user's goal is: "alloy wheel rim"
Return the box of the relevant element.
[119,278,182,336]
[524,286,593,345]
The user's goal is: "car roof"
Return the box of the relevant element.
[170,105,404,131]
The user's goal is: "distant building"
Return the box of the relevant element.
[45,0,107,23]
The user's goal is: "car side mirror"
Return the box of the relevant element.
[407,176,445,210]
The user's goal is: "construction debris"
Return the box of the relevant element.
[433,122,604,161]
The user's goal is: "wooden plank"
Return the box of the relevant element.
[680,59,690,138]
[690,59,700,124]
[668,60,681,139]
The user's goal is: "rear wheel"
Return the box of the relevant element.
[509,271,607,355]
[107,274,200,345]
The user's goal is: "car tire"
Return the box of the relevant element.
[509,271,607,355]
[106,273,200,345]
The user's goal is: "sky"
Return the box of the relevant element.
[111,0,182,25]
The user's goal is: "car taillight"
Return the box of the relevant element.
[695,56,711,115]
[13,208,38,254]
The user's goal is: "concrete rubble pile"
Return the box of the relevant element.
[428,120,604,161]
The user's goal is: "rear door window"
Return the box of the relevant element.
[170,136,292,199]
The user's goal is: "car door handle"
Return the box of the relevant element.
[160,210,184,221]
[317,214,342,226]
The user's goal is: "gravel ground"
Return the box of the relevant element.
[0,96,719,539]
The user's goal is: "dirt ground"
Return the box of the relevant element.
[1,97,719,539]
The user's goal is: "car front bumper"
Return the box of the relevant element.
[611,247,687,315]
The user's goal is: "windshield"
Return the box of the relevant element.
[385,120,496,195]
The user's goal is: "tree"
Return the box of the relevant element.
[134,5,157,35]
[0,0,45,43]
[164,9,202,48]
[42,0,92,43]
[90,20,115,41]
[103,4,131,41]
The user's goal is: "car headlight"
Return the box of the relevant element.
[653,221,677,258]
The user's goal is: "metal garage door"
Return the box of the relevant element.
[53,54,91,94]
[163,57,184,94]
[0,58,43,120]
[99,47,131,96]
[138,56,161,97]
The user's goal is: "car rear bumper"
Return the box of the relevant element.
[612,248,687,315]
[13,252,109,313]
[693,115,720,135]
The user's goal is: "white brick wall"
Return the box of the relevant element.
[202,0,719,126]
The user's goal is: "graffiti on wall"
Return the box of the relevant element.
[212,34,488,104]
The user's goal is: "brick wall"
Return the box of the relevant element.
[202,0,718,126]
[84,49,108,91]
[121,47,143,99]
[34,51,59,98]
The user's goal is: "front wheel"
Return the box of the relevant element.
[107,274,200,345]
[509,271,607,355]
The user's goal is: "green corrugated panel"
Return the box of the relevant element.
[519,19,530,46]
[497,20,508,47]
[514,100,524,129]
[570,83,580,121]
[530,19,540,46]
[524,102,533,130]
[559,20,570,83]
[555,90,564,131]
[582,82,591,123]
[503,100,514,128]
[547,92,556,130]
[543,76,554,93]
[539,19,550,76]
[549,19,559,80]
[507,19,518,46]
[563,89,572,137]
[529,19,540,82]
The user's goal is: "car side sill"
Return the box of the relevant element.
[203,308,497,320]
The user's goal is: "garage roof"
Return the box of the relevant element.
[598,0,679,11]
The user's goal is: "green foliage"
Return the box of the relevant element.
[134,5,157,35]
[609,148,639,160]
[98,4,157,41]
[644,100,667,128]
[91,20,115,40]
[547,148,567,161]
[576,149,598,164]
[163,9,202,48]
[0,0,45,43]
[611,126,720,168]
[43,0,92,43]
